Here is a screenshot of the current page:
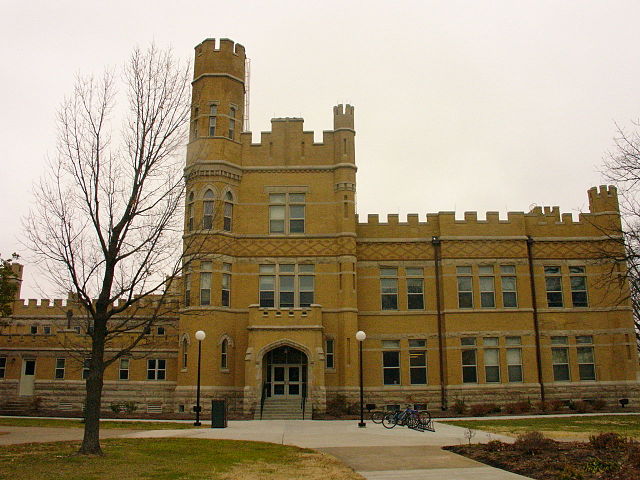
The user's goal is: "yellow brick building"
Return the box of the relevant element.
[1,38,639,418]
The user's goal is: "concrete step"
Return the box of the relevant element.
[255,398,309,420]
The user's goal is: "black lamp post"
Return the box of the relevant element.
[194,330,206,426]
[356,330,366,428]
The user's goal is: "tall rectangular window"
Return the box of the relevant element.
[576,335,595,380]
[500,265,517,308]
[461,337,477,383]
[184,272,191,307]
[545,266,563,307]
[269,193,306,234]
[551,336,570,381]
[55,358,65,379]
[147,359,166,380]
[406,268,424,310]
[223,193,233,232]
[409,339,427,384]
[380,267,398,310]
[119,358,130,380]
[483,337,500,382]
[203,190,214,229]
[200,261,212,306]
[479,266,495,308]
[228,106,236,139]
[506,336,523,382]
[570,266,588,307]
[382,340,401,385]
[259,264,315,308]
[221,263,231,307]
[325,338,335,369]
[208,104,217,136]
[82,358,90,380]
[457,266,473,308]
[192,107,199,139]
[0,356,5,378]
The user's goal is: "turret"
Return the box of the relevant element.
[588,185,619,213]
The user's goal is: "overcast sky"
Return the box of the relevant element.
[2,0,640,298]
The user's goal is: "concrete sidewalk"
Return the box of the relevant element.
[127,420,530,479]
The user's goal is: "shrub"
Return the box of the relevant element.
[110,402,123,413]
[450,398,467,415]
[589,432,626,450]
[549,399,565,411]
[573,401,592,414]
[123,401,137,413]
[592,398,606,411]
[485,440,506,452]
[469,403,500,417]
[514,431,553,454]
[504,400,531,414]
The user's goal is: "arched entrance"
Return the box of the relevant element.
[264,345,308,399]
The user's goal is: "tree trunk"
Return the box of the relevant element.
[78,317,106,455]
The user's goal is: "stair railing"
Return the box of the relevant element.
[301,382,307,419]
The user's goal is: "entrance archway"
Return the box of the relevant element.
[264,345,308,399]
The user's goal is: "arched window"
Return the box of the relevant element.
[203,190,215,229]
[187,192,194,232]
[221,338,228,369]
[223,191,233,232]
[181,338,188,369]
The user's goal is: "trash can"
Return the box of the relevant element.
[211,399,227,428]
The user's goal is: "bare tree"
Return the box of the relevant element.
[25,45,191,455]
[602,121,640,349]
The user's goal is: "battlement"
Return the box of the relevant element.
[193,38,246,80]
[239,105,356,166]
[588,185,619,213]
[333,104,354,130]
[12,294,179,315]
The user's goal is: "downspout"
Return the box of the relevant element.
[526,236,546,402]
[432,236,447,410]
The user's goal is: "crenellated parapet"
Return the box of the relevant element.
[193,38,246,81]
[356,186,621,240]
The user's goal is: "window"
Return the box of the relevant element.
[55,358,65,379]
[325,338,335,369]
[409,339,427,384]
[259,264,315,308]
[380,267,398,310]
[457,266,473,308]
[382,340,400,385]
[192,107,199,139]
[0,356,5,378]
[483,337,500,382]
[203,189,215,229]
[200,261,212,306]
[570,266,588,307]
[406,268,424,310]
[184,271,191,307]
[545,266,563,307]
[222,263,231,307]
[30,325,38,334]
[228,106,236,139]
[461,337,477,383]
[269,193,305,234]
[181,338,188,369]
[187,192,194,232]
[577,336,595,380]
[82,358,90,380]
[147,359,166,380]
[506,336,523,382]
[119,358,130,380]
[223,192,233,232]
[500,265,517,308]
[551,336,569,381]
[221,339,228,369]
[157,327,165,336]
[479,266,495,308]
[43,326,51,335]
[209,104,217,136]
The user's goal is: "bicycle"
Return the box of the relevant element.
[382,406,420,429]
[370,411,386,424]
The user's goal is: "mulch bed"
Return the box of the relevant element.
[445,433,640,480]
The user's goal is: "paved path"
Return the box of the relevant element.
[0,418,530,479]
[126,420,530,479]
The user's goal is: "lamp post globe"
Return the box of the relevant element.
[356,330,366,428]
[194,330,206,426]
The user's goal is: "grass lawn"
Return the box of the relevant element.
[0,417,198,430]
[448,414,640,439]
[0,438,364,480]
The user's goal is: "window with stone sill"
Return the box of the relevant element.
[0,356,6,378]
[223,192,233,232]
[382,340,401,385]
[200,261,212,306]
[325,338,335,369]
[208,104,217,136]
[119,358,130,380]
[406,267,424,310]
[457,266,473,309]
[203,189,215,230]
[500,265,518,308]
[380,267,398,310]
[545,266,563,308]
[479,266,495,308]
[221,339,229,369]
[269,193,305,234]
[259,264,314,308]
[55,358,65,379]
[409,339,427,385]
[147,359,166,380]
[570,266,588,307]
